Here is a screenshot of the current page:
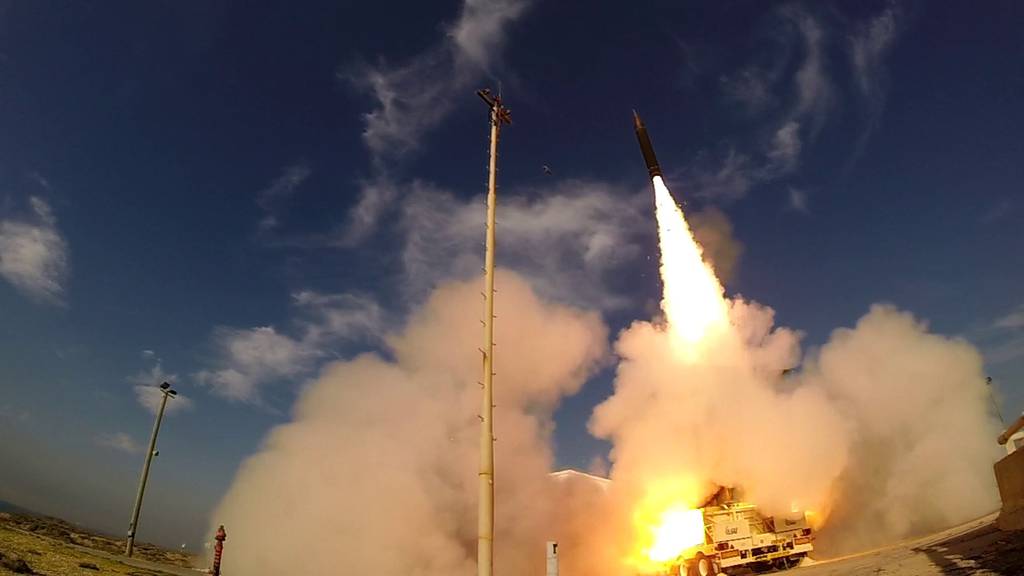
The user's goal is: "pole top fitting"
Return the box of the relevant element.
[477,88,511,125]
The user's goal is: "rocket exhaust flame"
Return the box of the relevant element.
[652,176,729,358]
[628,478,707,571]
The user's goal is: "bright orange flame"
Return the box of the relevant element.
[628,479,706,572]
[648,507,705,561]
[652,176,729,359]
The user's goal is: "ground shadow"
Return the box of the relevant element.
[915,523,1024,575]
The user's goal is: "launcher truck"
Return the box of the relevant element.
[660,490,814,576]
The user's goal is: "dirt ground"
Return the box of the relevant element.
[790,513,1024,576]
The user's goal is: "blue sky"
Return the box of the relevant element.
[0,0,1022,549]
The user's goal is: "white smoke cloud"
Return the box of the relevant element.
[803,306,1003,552]
[207,195,1001,575]
[687,207,744,284]
[209,271,607,575]
[590,294,1002,558]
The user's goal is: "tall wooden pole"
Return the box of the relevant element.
[476,88,509,576]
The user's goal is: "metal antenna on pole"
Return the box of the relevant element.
[125,381,177,557]
[476,87,510,576]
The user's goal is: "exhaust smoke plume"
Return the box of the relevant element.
[210,176,1002,575]
[209,271,607,576]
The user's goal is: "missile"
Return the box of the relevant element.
[632,110,662,179]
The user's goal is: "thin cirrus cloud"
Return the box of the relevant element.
[256,161,312,233]
[346,0,530,163]
[688,4,901,205]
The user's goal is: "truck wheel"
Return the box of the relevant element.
[693,553,717,576]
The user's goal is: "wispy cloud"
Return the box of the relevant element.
[984,336,1024,366]
[196,291,383,403]
[697,5,901,205]
[690,7,831,202]
[994,305,1024,331]
[0,404,30,423]
[788,187,809,213]
[790,8,832,137]
[850,3,900,99]
[0,196,69,303]
[339,0,530,243]
[766,121,802,174]
[256,161,312,233]
[845,2,902,170]
[347,0,529,163]
[979,199,1013,224]
[682,149,755,203]
[976,304,1024,365]
[335,176,398,246]
[129,356,193,415]
[397,178,670,309]
[720,67,777,115]
[95,432,142,455]
[762,6,832,178]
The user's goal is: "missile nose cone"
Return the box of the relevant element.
[632,109,643,130]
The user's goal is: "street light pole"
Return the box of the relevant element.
[125,381,176,557]
[475,87,510,576]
